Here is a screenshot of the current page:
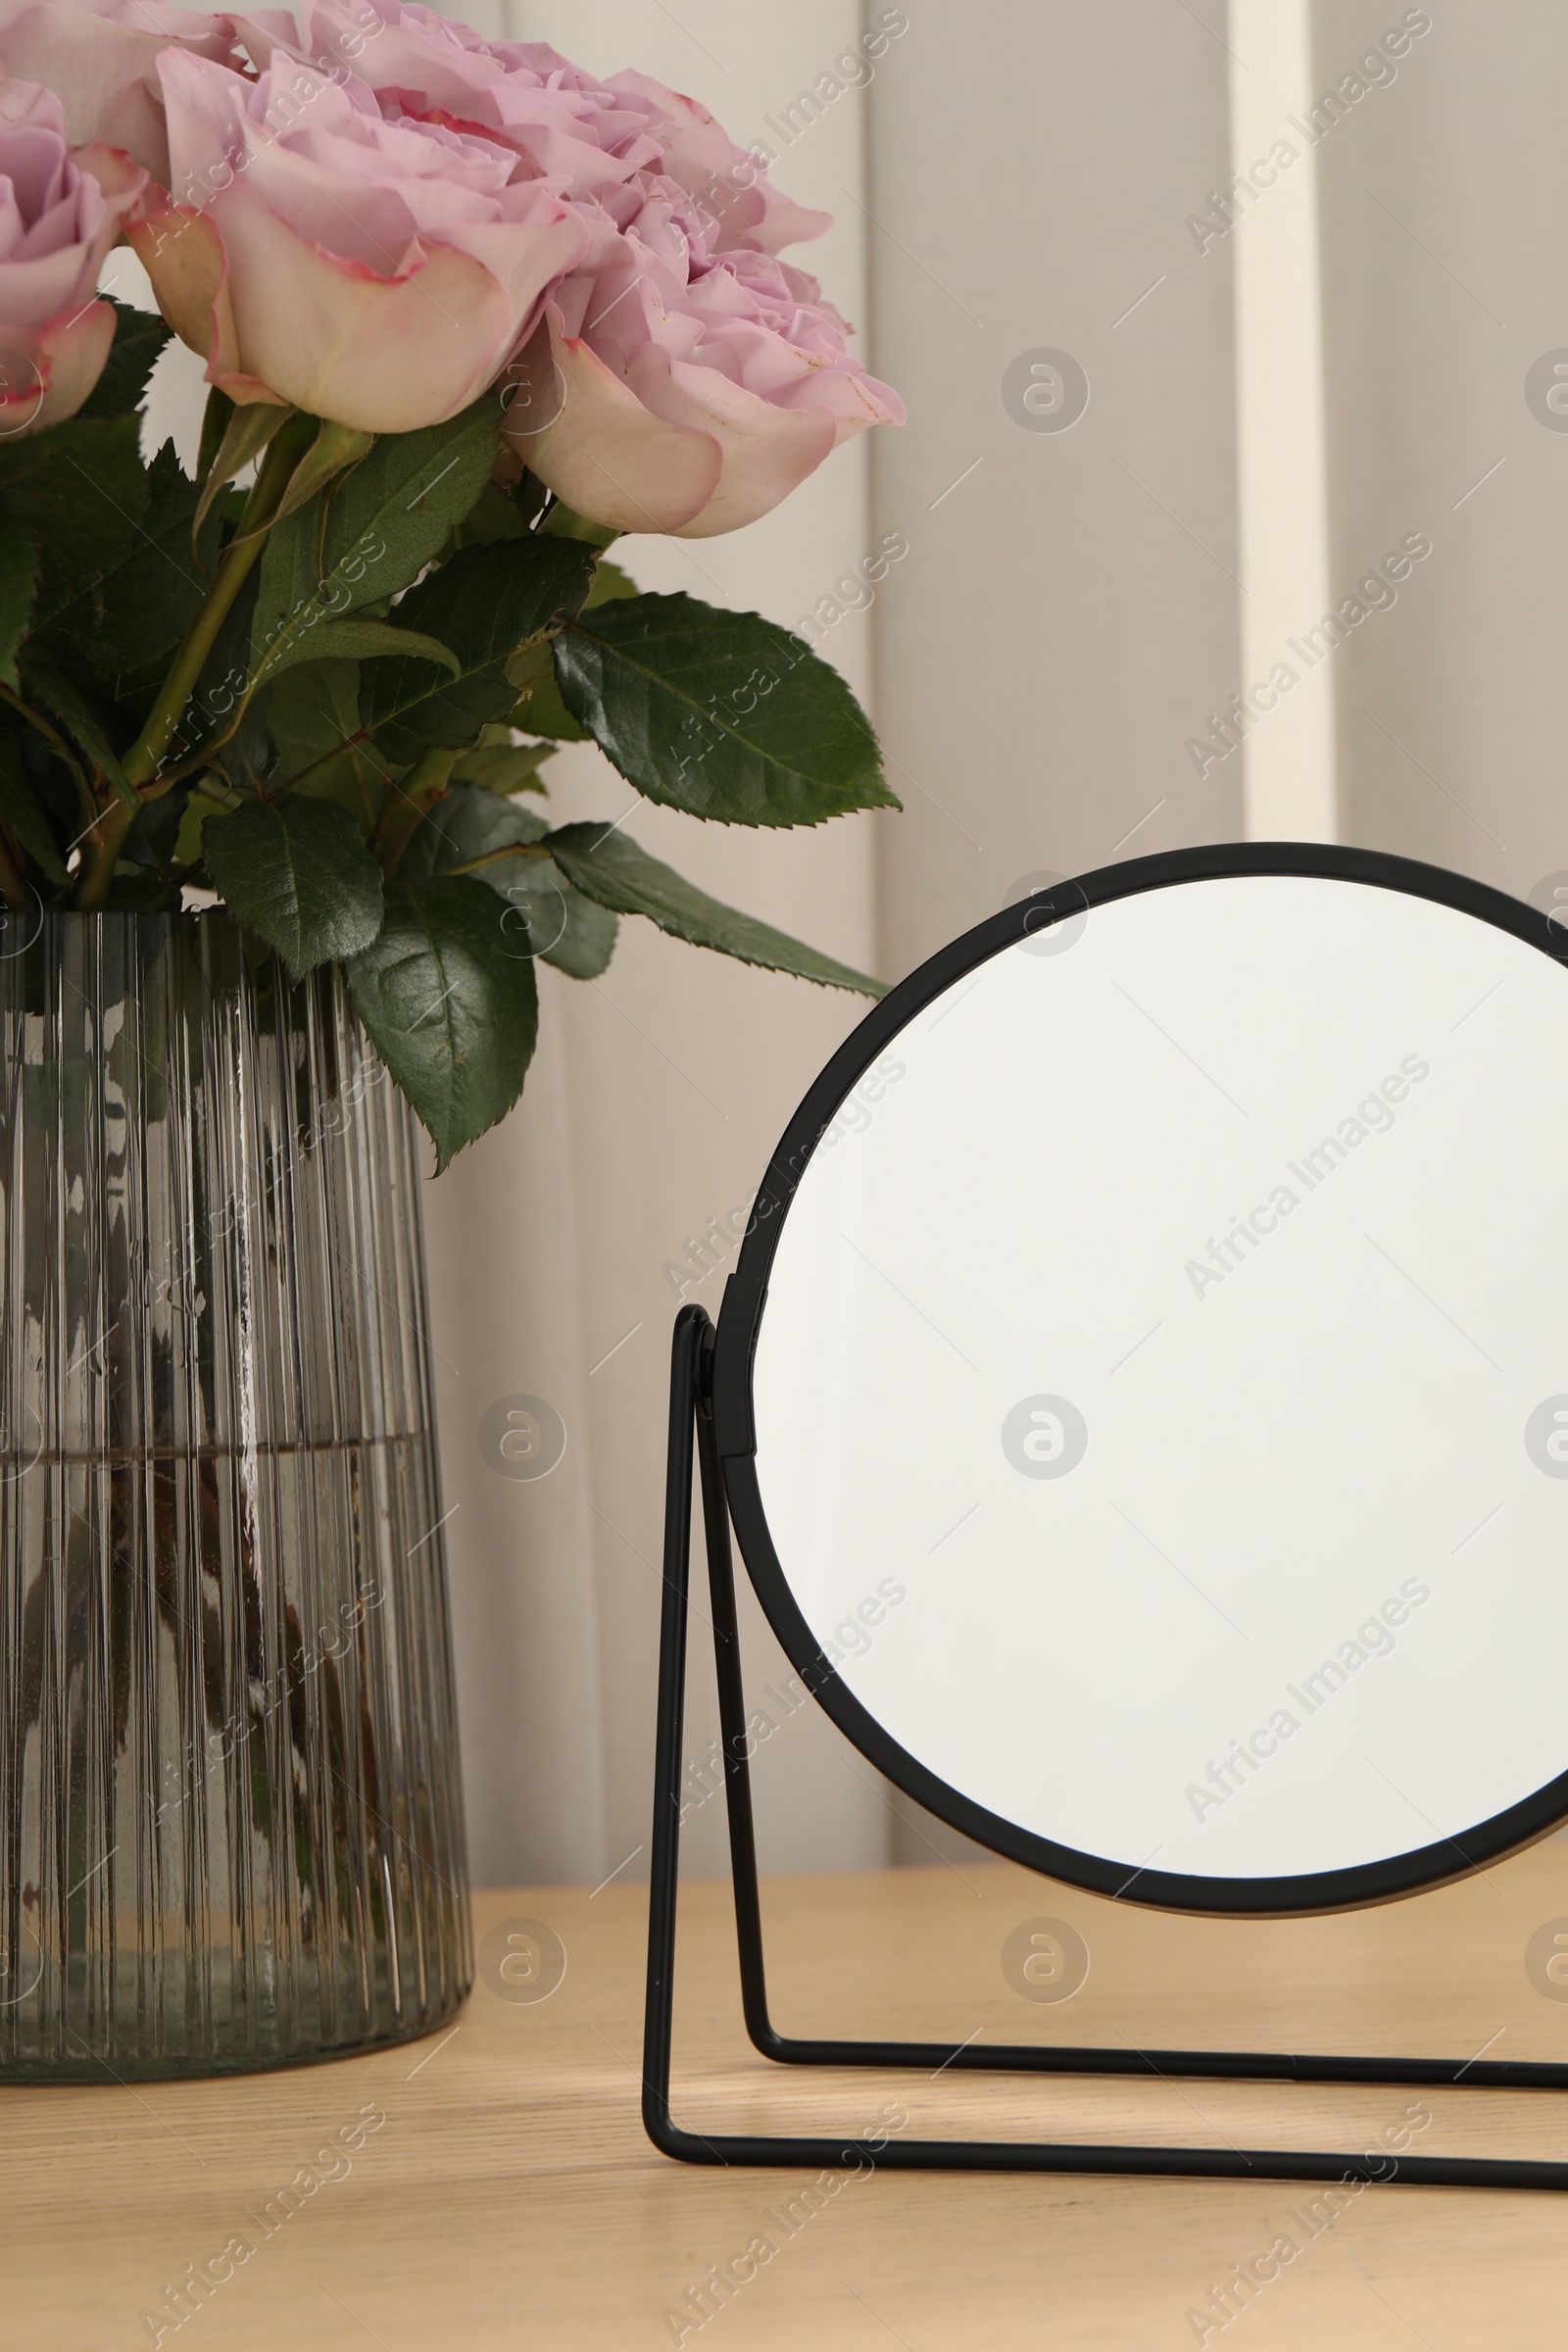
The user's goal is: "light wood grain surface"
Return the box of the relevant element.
[8,1845,1568,2348]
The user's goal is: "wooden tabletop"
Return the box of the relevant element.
[8,1845,1568,2348]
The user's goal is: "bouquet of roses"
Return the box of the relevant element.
[0,0,903,1161]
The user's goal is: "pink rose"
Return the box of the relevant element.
[510,240,903,540]
[258,0,671,199]
[0,0,247,181]
[286,3,833,250]
[505,153,903,539]
[602,70,832,258]
[268,3,902,535]
[0,79,144,436]
[129,49,588,430]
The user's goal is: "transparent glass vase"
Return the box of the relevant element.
[0,913,470,2079]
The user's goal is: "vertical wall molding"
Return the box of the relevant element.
[1229,0,1340,842]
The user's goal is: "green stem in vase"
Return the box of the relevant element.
[74,411,312,910]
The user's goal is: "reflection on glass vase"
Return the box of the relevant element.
[0,913,470,2080]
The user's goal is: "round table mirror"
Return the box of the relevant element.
[714,848,1568,1914]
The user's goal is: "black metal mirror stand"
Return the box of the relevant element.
[642,1306,1568,2190]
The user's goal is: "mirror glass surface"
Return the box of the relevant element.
[748,870,1568,1901]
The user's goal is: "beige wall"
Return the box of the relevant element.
[1312,0,1567,896]
[866,3,1246,988]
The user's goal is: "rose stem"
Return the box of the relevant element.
[75,412,313,909]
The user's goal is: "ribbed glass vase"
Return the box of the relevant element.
[0,913,470,2079]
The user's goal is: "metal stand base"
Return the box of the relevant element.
[642,1306,1568,2189]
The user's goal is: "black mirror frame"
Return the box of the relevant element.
[710,840,1568,1919]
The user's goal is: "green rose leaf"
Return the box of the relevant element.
[0,416,148,623]
[537,501,619,549]
[0,519,38,692]
[251,416,372,544]
[33,442,225,695]
[344,874,539,1169]
[451,738,555,795]
[77,300,172,421]
[251,391,507,687]
[453,477,542,546]
[268,658,363,765]
[265,657,387,821]
[317,396,508,594]
[399,780,615,980]
[546,821,885,996]
[508,861,617,979]
[553,590,898,827]
[194,400,295,539]
[202,794,384,979]
[585,557,640,605]
[507,668,584,741]
[0,727,65,884]
[494,553,635,752]
[399,778,549,876]
[172,780,231,870]
[122,774,195,880]
[255,614,459,693]
[360,537,595,764]
[18,652,134,809]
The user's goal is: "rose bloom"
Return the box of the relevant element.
[255,0,672,200]
[508,197,904,538]
[0,0,247,180]
[286,0,831,251]
[0,78,144,435]
[268,0,904,532]
[129,47,588,430]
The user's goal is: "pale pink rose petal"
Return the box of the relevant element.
[426,31,904,534]
[0,79,144,434]
[240,9,303,43]
[628,347,836,538]
[210,180,534,430]
[72,134,157,212]
[141,47,591,430]
[119,17,902,517]
[0,74,60,132]
[291,0,669,193]
[27,290,115,426]
[507,309,721,535]
[0,0,244,180]
[0,241,101,329]
[125,200,283,407]
[529,211,902,530]
[769,360,905,445]
[606,70,831,255]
